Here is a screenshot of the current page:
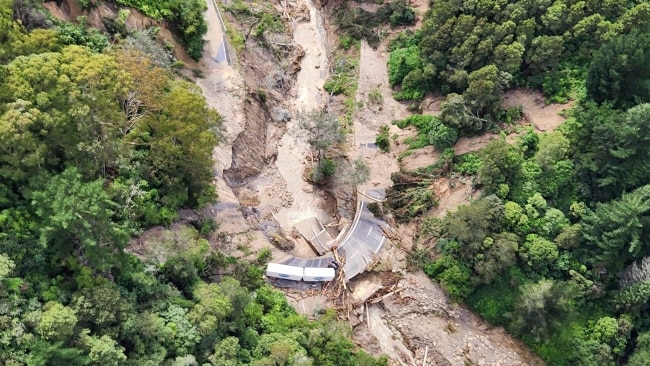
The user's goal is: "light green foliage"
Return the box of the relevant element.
[57,22,109,52]
[36,302,78,341]
[455,153,482,175]
[388,46,422,87]
[394,114,459,150]
[324,57,358,96]
[72,283,133,330]
[209,337,241,366]
[0,13,383,366]
[554,225,580,251]
[425,255,475,299]
[82,332,127,366]
[187,283,232,335]
[161,305,201,357]
[503,201,527,231]
[533,132,573,201]
[0,253,15,281]
[520,234,559,270]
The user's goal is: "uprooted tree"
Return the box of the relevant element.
[385,172,437,222]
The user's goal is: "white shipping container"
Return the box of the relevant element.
[266,263,304,281]
[303,267,335,282]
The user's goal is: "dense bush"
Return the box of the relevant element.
[114,0,207,59]
[376,125,391,152]
[388,0,650,115]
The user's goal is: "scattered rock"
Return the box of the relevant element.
[178,209,200,223]
[302,185,314,193]
[239,188,261,206]
[269,232,295,251]
[270,107,291,122]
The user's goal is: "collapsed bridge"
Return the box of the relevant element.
[266,190,388,283]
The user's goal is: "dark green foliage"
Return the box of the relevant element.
[427,120,458,150]
[508,279,576,339]
[394,114,459,150]
[160,255,201,297]
[399,4,650,366]
[477,140,525,194]
[570,103,650,202]
[628,331,650,366]
[115,0,207,59]
[387,0,643,114]
[376,125,390,152]
[586,32,650,109]
[582,184,650,270]
[57,22,109,52]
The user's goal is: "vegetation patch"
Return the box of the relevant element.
[394,114,459,150]
[376,125,391,152]
[114,0,208,59]
[334,0,416,48]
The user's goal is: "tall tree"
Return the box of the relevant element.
[586,32,650,109]
[31,168,130,270]
[582,184,650,270]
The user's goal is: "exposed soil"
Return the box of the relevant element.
[430,177,478,217]
[503,88,574,132]
[353,272,546,366]
[354,40,410,193]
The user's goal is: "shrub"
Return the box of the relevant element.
[376,125,391,152]
[427,121,459,150]
[387,46,422,86]
[368,89,384,105]
[339,35,355,50]
[455,153,482,175]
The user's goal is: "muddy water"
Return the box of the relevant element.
[273,0,334,230]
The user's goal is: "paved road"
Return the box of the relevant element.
[205,0,230,64]
[275,190,388,282]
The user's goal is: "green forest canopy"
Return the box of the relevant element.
[385,1,650,365]
[388,0,650,123]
